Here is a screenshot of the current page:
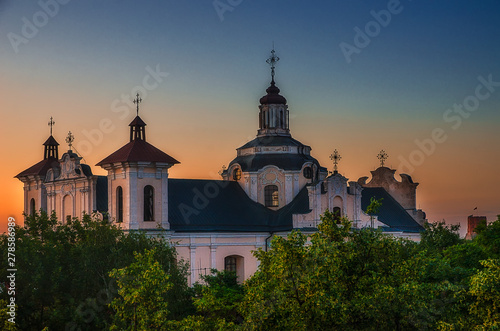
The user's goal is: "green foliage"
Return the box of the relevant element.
[108,248,173,330]
[192,269,244,323]
[172,270,243,330]
[4,210,500,330]
[474,215,500,257]
[0,210,191,330]
[468,259,500,329]
[365,197,383,216]
[0,299,19,330]
[239,212,466,330]
[420,221,462,253]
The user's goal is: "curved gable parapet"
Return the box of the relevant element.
[359,166,420,212]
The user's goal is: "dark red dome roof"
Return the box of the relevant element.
[259,81,287,105]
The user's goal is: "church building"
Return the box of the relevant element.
[16,50,426,284]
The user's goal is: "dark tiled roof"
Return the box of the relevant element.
[96,139,179,166]
[229,153,321,172]
[80,164,93,177]
[129,116,146,126]
[238,135,309,149]
[168,179,310,232]
[361,187,424,233]
[43,135,59,146]
[15,158,60,178]
[96,176,108,212]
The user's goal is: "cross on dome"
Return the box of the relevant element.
[377,150,388,167]
[133,93,142,116]
[266,47,280,83]
[48,116,55,135]
[66,131,74,150]
[329,149,342,174]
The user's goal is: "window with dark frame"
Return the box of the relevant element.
[30,198,36,217]
[225,256,237,272]
[333,206,342,224]
[233,168,241,181]
[116,186,123,223]
[264,185,279,207]
[303,166,313,179]
[144,185,154,222]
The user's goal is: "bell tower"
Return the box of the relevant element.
[97,94,179,230]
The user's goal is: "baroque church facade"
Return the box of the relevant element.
[16,52,426,284]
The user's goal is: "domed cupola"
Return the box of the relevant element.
[223,49,328,209]
[258,49,290,137]
[259,81,287,105]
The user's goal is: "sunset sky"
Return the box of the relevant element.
[1,0,499,235]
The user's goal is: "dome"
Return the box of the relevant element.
[259,81,287,105]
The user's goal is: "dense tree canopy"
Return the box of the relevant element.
[2,211,500,330]
[0,211,191,330]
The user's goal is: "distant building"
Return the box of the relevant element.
[465,215,487,239]
[16,51,426,284]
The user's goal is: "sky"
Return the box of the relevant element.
[1,0,499,236]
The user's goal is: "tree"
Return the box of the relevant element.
[173,270,243,330]
[365,197,383,228]
[474,215,500,258]
[239,212,459,330]
[468,259,500,329]
[108,248,174,330]
[0,211,191,330]
[420,221,462,253]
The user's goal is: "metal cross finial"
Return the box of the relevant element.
[66,131,74,150]
[266,47,280,83]
[377,150,389,167]
[329,149,342,174]
[218,165,227,177]
[133,93,142,116]
[48,116,55,135]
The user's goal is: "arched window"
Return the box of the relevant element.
[30,198,36,217]
[303,166,313,179]
[224,255,244,281]
[144,185,154,222]
[333,206,342,224]
[264,185,279,207]
[116,186,123,223]
[233,168,241,181]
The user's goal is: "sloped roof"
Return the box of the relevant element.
[229,153,322,172]
[15,158,60,178]
[238,135,309,149]
[361,187,424,233]
[96,139,179,166]
[43,135,59,146]
[168,179,310,232]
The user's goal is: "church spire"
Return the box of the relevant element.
[129,93,147,141]
[43,116,59,159]
[258,48,290,137]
